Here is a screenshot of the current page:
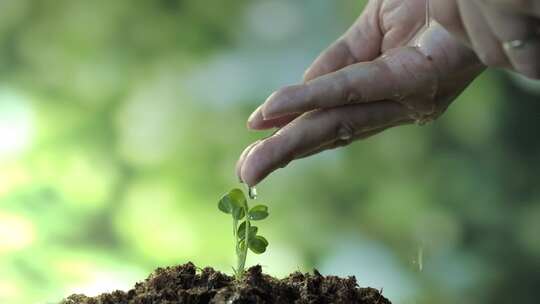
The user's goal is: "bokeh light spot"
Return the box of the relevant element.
[0,88,34,161]
[0,212,35,252]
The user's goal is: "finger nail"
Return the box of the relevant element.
[260,91,282,120]
[247,105,263,125]
[303,67,313,82]
[261,103,281,120]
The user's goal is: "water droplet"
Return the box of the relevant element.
[339,132,352,141]
[425,0,431,29]
[415,118,427,126]
[248,186,258,200]
[337,126,353,142]
[415,114,435,126]
[413,0,432,47]
[412,246,424,272]
[417,246,424,272]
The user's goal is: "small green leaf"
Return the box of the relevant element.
[238,239,247,252]
[248,205,269,221]
[218,195,233,214]
[232,206,245,220]
[225,189,247,220]
[218,189,245,220]
[237,221,258,240]
[219,189,246,215]
[238,221,247,236]
[228,188,247,206]
[248,235,269,254]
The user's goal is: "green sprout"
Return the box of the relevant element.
[218,188,269,279]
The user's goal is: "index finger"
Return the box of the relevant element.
[261,47,438,120]
[238,101,412,186]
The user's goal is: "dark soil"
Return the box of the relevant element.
[62,262,391,304]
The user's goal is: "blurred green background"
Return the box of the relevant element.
[1,0,540,303]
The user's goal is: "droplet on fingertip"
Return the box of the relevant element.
[337,126,353,144]
[414,116,434,126]
[248,186,258,200]
[339,132,352,141]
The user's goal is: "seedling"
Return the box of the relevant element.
[218,188,269,279]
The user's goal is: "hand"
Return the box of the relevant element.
[236,0,484,186]
[432,0,540,78]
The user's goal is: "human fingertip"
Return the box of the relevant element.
[261,89,293,120]
[236,141,258,181]
[260,104,279,121]
[235,156,244,182]
[303,60,325,82]
[259,91,280,119]
[247,110,273,130]
[240,144,269,187]
[303,67,313,82]
[240,160,259,188]
[247,105,264,128]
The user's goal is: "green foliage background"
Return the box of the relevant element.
[0,0,539,303]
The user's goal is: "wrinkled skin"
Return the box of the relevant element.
[432,0,540,78]
[237,0,485,186]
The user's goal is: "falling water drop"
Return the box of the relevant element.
[337,127,353,143]
[425,0,431,29]
[412,245,425,272]
[415,114,435,126]
[418,246,424,272]
[248,186,258,200]
[339,132,352,141]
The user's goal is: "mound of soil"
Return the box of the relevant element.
[62,262,391,304]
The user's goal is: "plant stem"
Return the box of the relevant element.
[235,203,250,279]
[232,218,239,277]
[233,218,238,238]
